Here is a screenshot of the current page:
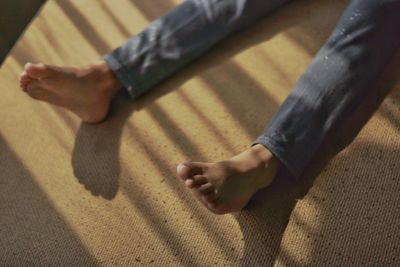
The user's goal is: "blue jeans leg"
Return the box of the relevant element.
[103,0,400,180]
[103,0,291,99]
[255,0,400,178]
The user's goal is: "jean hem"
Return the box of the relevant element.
[102,54,144,100]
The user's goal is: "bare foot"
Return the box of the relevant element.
[177,144,278,214]
[19,61,121,123]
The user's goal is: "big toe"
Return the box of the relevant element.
[177,162,206,180]
[24,62,53,80]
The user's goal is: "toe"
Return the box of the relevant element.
[184,179,196,188]
[185,175,209,189]
[177,162,206,180]
[20,73,33,91]
[198,182,214,194]
[26,81,50,100]
[20,82,27,91]
[25,63,53,79]
[191,174,208,187]
[19,70,29,81]
[20,75,30,84]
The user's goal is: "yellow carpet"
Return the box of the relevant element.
[1,0,399,265]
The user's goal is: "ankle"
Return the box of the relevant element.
[229,144,278,188]
[86,61,121,97]
[230,144,274,170]
[249,144,276,168]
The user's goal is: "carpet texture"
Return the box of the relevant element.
[0,0,399,266]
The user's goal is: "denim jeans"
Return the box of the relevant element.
[103,0,400,179]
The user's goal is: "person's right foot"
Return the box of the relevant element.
[19,61,121,123]
[177,144,279,214]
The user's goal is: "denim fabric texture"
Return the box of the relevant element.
[103,0,400,179]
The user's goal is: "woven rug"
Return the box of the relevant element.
[1,0,399,265]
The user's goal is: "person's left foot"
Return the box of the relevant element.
[19,61,121,123]
[177,144,278,214]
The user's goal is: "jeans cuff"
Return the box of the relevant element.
[102,54,144,100]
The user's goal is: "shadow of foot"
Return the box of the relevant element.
[236,167,301,266]
[71,92,136,199]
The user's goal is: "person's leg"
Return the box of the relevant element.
[103,0,292,100]
[178,0,400,215]
[254,0,400,179]
[19,0,290,123]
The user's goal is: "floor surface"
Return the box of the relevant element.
[0,0,399,266]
